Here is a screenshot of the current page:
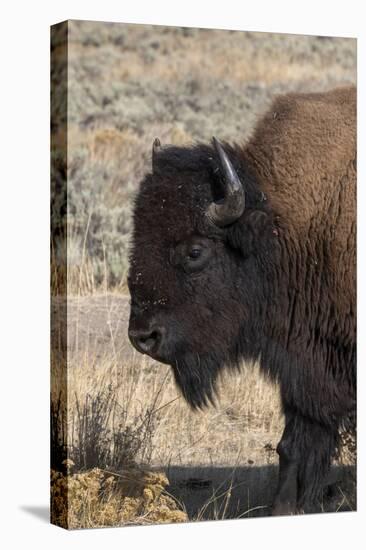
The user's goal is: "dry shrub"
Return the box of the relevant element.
[51,382,160,473]
[89,128,139,164]
[168,124,193,145]
[71,384,157,470]
[51,467,187,529]
[50,378,188,529]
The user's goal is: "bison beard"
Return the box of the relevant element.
[172,351,230,409]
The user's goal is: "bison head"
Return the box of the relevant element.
[128,138,276,408]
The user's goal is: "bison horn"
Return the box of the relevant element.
[206,137,245,227]
[152,137,161,171]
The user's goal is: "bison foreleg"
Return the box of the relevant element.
[272,414,299,515]
[273,409,339,515]
[296,420,339,511]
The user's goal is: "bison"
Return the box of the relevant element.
[127,86,356,515]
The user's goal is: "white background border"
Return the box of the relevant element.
[0,1,364,549]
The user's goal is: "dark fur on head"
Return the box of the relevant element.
[129,142,276,409]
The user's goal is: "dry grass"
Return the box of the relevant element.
[68,354,284,468]
[51,343,189,528]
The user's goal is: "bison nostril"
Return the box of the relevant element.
[129,328,162,355]
[139,331,159,351]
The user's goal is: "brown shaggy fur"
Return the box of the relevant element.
[247,87,356,313]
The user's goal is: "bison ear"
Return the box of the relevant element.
[246,210,269,236]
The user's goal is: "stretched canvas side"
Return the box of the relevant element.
[50,20,69,529]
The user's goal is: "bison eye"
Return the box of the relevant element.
[172,238,213,274]
[187,247,202,260]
